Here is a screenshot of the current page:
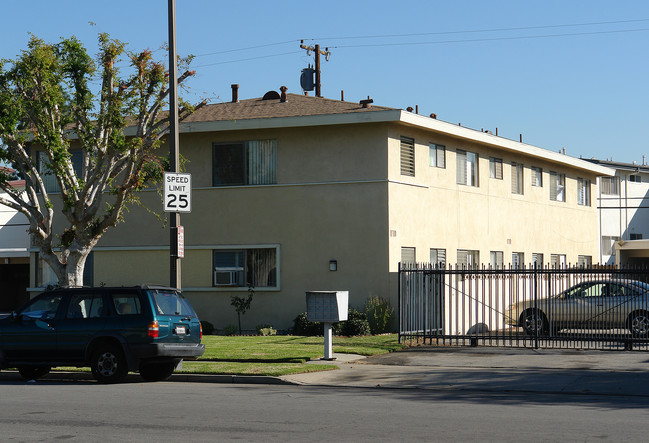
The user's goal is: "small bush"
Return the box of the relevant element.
[259,327,277,336]
[255,323,273,334]
[364,296,395,334]
[336,308,371,336]
[222,324,238,336]
[201,320,215,335]
[292,312,323,336]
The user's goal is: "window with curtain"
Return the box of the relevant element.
[532,167,543,187]
[549,171,565,202]
[577,178,591,206]
[429,143,445,168]
[489,157,503,179]
[511,162,524,195]
[213,247,278,288]
[212,140,277,186]
[457,249,479,268]
[456,150,478,187]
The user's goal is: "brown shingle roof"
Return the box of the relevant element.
[184,93,394,123]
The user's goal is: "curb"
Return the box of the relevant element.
[0,370,296,385]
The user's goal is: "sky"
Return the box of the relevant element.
[1,0,648,163]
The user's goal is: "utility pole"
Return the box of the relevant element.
[168,0,181,289]
[300,41,330,97]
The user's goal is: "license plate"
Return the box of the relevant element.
[175,326,186,335]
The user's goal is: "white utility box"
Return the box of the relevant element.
[306,291,349,360]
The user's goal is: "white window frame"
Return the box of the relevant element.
[601,176,619,195]
[532,167,543,187]
[456,150,479,187]
[457,249,479,269]
[489,157,503,180]
[512,252,524,269]
[490,251,503,269]
[430,248,446,267]
[511,162,524,195]
[212,245,280,290]
[429,144,445,169]
[550,171,566,202]
[550,254,566,269]
[577,178,591,206]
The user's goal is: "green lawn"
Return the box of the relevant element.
[177,334,405,376]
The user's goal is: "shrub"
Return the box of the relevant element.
[201,320,215,335]
[336,308,371,336]
[259,327,277,336]
[364,296,395,334]
[292,312,323,336]
[255,323,273,334]
[222,324,238,336]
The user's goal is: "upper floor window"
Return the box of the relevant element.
[577,178,591,206]
[549,171,565,202]
[511,162,524,195]
[400,137,415,177]
[37,150,83,193]
[601,176,620,195]
[429,143,445,169]
[532,167,543,187]
[630,233,643,240]
[629,174,643,183]
[456,150,478,187]
[212,140,277,186]
[489,157,503,179]
[512,252,524,269]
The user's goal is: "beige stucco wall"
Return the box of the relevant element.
[85,124,392,330]
[386,124,600,273]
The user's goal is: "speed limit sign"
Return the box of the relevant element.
[164,172,192,213]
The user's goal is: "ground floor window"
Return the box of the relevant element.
[550,254,566,269]
[213,247,277,288]
[577,255,592,268]
[430,248,446,267]
[457,249,479,269]
[490,251,503,269]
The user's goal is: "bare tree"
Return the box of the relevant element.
[0,34,204,287]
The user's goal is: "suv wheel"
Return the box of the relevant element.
[139,361,176,382]
[17,366,50,381]
[91,344,128,383]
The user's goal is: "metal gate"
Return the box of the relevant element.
[399,264,649,351]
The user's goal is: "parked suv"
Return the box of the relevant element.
[0,285,205,383]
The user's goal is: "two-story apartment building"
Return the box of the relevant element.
[29,90,613,330]
[586,158,649,265]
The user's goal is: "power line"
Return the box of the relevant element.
[192,50,302,68]
[332,27,649,49]
[193,40,298,57]
[313,18,649,41]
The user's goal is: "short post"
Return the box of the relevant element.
[323,323,333,360]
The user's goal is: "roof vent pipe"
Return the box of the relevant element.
[231,84,239,103]
[406,106,414,112]
[360,98,373,108]
[415,105,419,114]
[341,90,344,101]
[520,134,523,143]
[430,113,437,119]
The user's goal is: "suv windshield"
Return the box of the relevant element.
[150,290,196,316]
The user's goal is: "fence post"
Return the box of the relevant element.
[534,263,539,349]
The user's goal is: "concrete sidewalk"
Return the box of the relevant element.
[281,347,649,396]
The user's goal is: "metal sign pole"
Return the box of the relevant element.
[168,0,181,289]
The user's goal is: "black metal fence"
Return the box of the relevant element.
[399,264,649,351]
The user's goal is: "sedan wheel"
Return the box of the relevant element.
[628,311,649,337]
[521,309,548,336]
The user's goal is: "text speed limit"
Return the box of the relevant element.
[164,172,192,213]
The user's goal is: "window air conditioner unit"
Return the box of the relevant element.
[214,268,243,286]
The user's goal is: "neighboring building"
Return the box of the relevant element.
[585,159,649,265]
[29,90,613,330]
[0,172,30,310]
